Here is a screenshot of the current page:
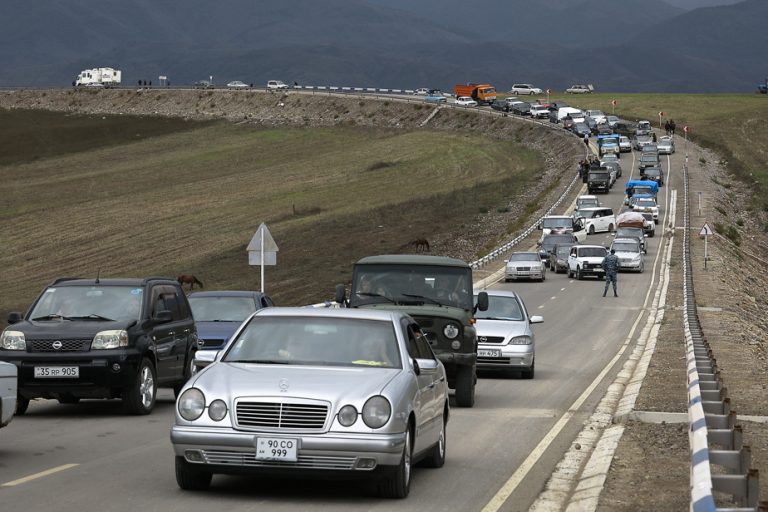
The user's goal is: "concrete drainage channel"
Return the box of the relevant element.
[681,162,765,512]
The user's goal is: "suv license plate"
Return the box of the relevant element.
[255,437,298,461]
[34,366,79,378]
[478,349,501,358]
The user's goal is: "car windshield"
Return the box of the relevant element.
[644,169,661,177]
[637,199,656,207]
[575,209,596,218]
[642,213,654,221]
[579,248,606,257]
[350,264,472,309]
[473,295,523,321]
[617,228,643,237]
[557,246,571,257]
[29,285,143,321]
[542,218,572,229]
[613,242,639,253]
[223,316,402,368]
[508,253,539,262]
[589,171,609,179]
[633,186,654,195]
[542,235,574,249]
[188,296,257,322]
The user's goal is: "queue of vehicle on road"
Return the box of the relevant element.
[0,100,671,501]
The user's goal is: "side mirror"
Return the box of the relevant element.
[194,350,219,369]
[644,234,649,238]
[529,315,544,324]
[335,284,348,307]
[415,358,439,372]
[475,291,489,312]
[152,310,173,324]
[537,223,542,230]
[7,312,23,325]
[412,358,421,376]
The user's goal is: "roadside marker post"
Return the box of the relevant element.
[611,99,617,114]
[658,111,665,129]
[247,223,279,293]
[697,192,702,217]
[700,223,713,270]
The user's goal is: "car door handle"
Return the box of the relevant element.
[168,331,175,335]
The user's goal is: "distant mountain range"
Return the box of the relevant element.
[0,0,764,92]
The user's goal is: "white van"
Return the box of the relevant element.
[267,80,289,90]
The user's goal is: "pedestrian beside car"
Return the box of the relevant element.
[583,133,589,148]
[664,120,671,136]
[601,249,620,297]
[669,120,676,136]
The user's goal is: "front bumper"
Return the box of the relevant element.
[506,266,545,280]
[171,425,407,473]
[618,259,643,271]
[477,344,533,369]
[3,350,143,399]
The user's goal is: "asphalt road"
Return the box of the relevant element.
[0,141,678,512]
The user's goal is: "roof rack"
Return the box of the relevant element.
[142,276,177,284]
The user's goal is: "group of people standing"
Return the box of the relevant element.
[664,119,677,136]
[577,156,601,182]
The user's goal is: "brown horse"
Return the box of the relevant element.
[177,274,203,290]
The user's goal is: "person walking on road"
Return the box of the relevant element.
[669,119,676,136]
[602,249,620,297]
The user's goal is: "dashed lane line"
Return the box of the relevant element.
[2,464,79,487]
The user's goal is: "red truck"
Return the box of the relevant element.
[452,83,496,105]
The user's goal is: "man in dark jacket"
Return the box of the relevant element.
[602,249,620,297]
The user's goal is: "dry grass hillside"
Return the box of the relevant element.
[0,89,583,317]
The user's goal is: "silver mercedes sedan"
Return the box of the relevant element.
[473,290,543,378]
[171,307,448,498]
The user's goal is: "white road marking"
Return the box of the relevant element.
[560,288,566,291]
[550,296,557,300]
[537,305,545,309]
[2,464,79,487]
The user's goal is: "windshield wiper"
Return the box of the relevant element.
[66,314,115,321]
[32,314,72,321]
[477,316,521,321]
[226,359,290,364]
[401,293,449,307]
[357,292,397,304]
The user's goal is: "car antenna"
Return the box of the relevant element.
[95,267,101,284]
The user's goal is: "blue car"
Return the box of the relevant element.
[424,90,447,104]
[188,291,275,350]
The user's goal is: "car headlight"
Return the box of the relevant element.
[509,335,532,345]
[362,396,391,429]
[0,330,26,350]
[178,388,205,421]
[632,254,642,262]
[338,405,358,427]
[92,330,128,349]
[208,399,227,421]
[443,323,460,340]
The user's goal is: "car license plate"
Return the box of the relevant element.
[478,349,501,358]
[255,437,298,461]
[34,366,79,378]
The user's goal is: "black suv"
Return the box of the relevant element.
[0,277,198,415]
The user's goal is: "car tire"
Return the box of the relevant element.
[541,271,546,282]
[454,365,475,407]
[123,357,157,415]
[174,350,198,399]
[522,360,535,379]
[175,456,212,491]
[589,225,595,235]
[608,223,615,233]
[15,397,30,416]
[379,426,412,498]
[421,414,446,468]
[577,267,583,280]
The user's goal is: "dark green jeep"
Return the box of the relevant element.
[336,255,488,407]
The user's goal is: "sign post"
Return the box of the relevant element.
[247,223,279,292]
[546,88,551,104]
[658,111,665,129]
[697,191,702,217]
[684,125,690,159]
[700,223,713,270]
[611,99,617,114]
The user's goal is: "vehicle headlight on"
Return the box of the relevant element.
[509,335,532,345]
[92,330,128,349]
[443,323,460,339]
[0,330,26,350]
[362,396,391,429]
[338,405,358,427]
[208,399,228,421]
[178,388,205,421]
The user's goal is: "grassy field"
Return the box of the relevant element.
[0,109,543,316]
[554,93,768,212]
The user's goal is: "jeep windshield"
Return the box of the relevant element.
[541,235,574,252]
[351,264,472,310]
[579,248,607,258]
[29,285,142,322]
[613,241,640,253]
[542,218,572,229]
[632,186,654,195]
[588,171,609,180]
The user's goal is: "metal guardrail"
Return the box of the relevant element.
[682,161,764,511]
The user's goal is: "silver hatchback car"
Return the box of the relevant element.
[473,290,543,378]
[172,308,448,498]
